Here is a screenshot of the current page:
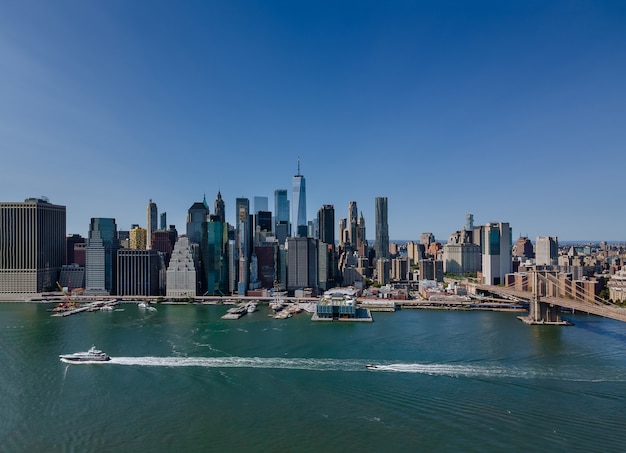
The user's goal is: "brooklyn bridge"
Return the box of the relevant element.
[474,270,626,324]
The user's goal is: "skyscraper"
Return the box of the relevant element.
[236,197,250,294]
[117,249,160,296]
[274,189,290,244]
[146,199,157,250]
[204,219,229,295]
[535,236,558,266]
[0,198,66,293]
[482,222,512,285]
[85,218,119,295]
[274,189,289,227]
[292,159,307,237]
[186,200,209,244]
[513,237,534,259]
[317,205,337,291]
[348,201,358,248]
[160,212,167,230]
[338,218,347,247]
[214,191,226,223]
[66,233,84,266]
[254,196,268,214]
[256,211,272,233]
[286,237,318,292]
[317,205,335,245]
[166,237,197,297]
[356,212,367,257]
[375,197,389,261]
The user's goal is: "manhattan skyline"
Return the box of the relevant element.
[1,2,625,241]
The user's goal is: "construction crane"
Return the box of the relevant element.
[56,281,77,307]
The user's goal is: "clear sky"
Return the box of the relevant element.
[1,1,625,242]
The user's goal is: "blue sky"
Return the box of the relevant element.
[1,1,625,241]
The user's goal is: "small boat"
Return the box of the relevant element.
[270,300,284,311]
[365,364,379,369]
[100,305,114,311]
[59,346,111,362]
[247,303,257,313]
[138,302,148,309]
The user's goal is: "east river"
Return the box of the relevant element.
[1,302,626,452]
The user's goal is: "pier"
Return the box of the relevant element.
[51,300,118,317]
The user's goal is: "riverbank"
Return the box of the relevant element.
[0,292,529,314]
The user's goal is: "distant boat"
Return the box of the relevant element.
[59,346,111,362]
[138,302,157,312]
[247,302,257,313]
[100,305,114,311]
[365,364,379,369]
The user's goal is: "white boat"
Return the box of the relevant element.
[138,302,157,312]
[247,302,257,313]
[59,346,111,362]
[100,305,114,311]
[270,300,285,311]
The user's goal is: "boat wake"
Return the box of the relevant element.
[110,356,362,371]
[99,357,625,382]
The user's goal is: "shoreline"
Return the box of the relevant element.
[0,294,530,314]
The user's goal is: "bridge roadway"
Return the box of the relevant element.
[475,284,626,323]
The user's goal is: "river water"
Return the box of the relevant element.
[1,303,625,452]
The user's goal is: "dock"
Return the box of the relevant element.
[51,300,118,317]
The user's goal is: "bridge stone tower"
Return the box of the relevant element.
[525,271,568,325]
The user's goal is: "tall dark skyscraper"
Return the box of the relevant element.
[317,205,335,245]
[146,199,157,250]
[274,189,289,244]
[214,191,225,223]
[256,211,272,233]
[0,198,66,293]
[159,212,167,230]
[375,197,389,261]
[186,199,209,244]
[317,205,337,290]
[348,201,358,248]
[292,159,307,237]
[203,219,229,296]
[286,237,318,292]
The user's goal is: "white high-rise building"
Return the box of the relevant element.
[535,236,558,266]
[166,237,197,297]
[482,222,512,285]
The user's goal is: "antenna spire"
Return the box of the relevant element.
[297,155,301,176]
